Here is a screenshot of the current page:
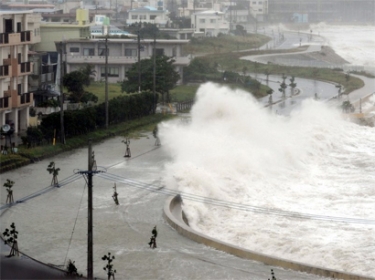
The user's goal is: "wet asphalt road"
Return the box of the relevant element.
[1,134,332,280]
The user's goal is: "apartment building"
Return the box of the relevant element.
[63,38,190,83]
[0,11,41,134]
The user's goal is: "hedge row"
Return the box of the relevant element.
[40,92,157,142]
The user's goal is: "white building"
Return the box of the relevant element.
[249,0,268,21]
[126,6,171,27]
[63,38,190,83]
[178,0,221,17]
[0,10,41,134]
[191,10,229,36]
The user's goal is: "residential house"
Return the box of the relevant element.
[126,6,171,27]
[191,10,229,36]
[249,0,268,21]
[224,4,251,26]
[178,0,221,18]
[0,10,41,134]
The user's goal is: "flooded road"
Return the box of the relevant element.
[1,133,328,280]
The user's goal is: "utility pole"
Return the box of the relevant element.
[137,22,141,93]
[153,34,156,112]
[87,140,93,279]
[105,35,109,128]
[75,141,103,279]
[59,41,65,144]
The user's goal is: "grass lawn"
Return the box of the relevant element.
[199,50,364,95]
[170,85,199,102]
[183,34,270,55]
[85,82,125,104]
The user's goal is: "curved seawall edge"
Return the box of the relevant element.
[163,195,373,280]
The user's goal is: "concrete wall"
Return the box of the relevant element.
[163,195,374,280]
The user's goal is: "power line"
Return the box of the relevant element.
[96,172,375,226]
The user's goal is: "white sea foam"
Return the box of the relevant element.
[160,82,375,275]
[307,23,375,67]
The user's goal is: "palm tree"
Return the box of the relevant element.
[336,84,342,100]
[289,76,297,96]
[264,69,270,85]
[278,73,287,99]
[3,223,19,257]
[79,64,96,86]
[267,89,274,106]
[253,62,259,78]
[242,66,248,76]
[47,162,60,186]
[3,179,14,204]
[341,100,354,113]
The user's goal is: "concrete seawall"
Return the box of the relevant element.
[163,195,373,280]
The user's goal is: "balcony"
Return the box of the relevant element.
[20,92,33,106]
[66,55,138,65]
[0,33,9,45]
[3,58,13,66]
[20,31,31,43]
[0,31,32,46]
[0,65,10,78]
[0,96,11,111]
[19,62,32,75]
[41,72,54,83]
[7,90,33,108]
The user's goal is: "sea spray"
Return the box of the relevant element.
[160,82,375,275]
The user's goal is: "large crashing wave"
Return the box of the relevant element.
[160,82,375,275]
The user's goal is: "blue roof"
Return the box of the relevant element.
[143,6,157,11]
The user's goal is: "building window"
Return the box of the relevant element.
[210,19,216,23]
[150,15,157,20]
[199,19,205,23]
[125,49,137,56]
[70,47,80,53]
[132,15,138,20]
[155,48,164,56]
[259,8,263,11]
[83,48,95,56]
[258,1,262,3]
[98,48,109,56]
[140,15,147,20]
[101,67,119,77]
[17,84,22,95]
[172,47,176,57]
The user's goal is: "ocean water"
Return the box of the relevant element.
[310,23,375,67]
[160,25,375,276]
